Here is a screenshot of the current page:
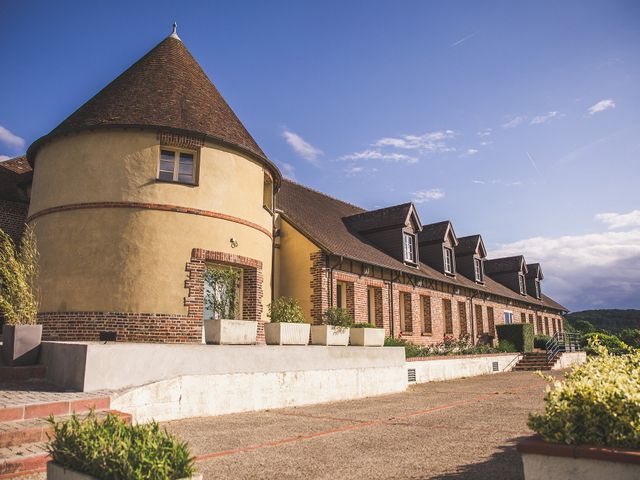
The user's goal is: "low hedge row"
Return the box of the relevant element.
[495,323,534,352]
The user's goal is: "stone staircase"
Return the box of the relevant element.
[0,367,126,478]
[513,351,562,371]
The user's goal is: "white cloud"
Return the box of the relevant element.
[0,155,11,162]
[595,210,640,230]
[374,130,456,153]
[0,125,25,150]
[479,141,492,146]
[587,99,615,115]
[278,161,296,179]
[502,116,526,129]
[340,149,418,164]
[412,189,445,203]
[472,180,485,184]
[477,129,492,138]
[281,130,323,164]
[530,111,559,125]
[344,165,378,176]
[450,33,477,47]
[463,148,479,156]
[491,229,640,310]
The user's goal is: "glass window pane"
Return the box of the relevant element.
[159,151,175,181]
[178,153,194,183]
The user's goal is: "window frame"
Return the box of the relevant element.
[403,232,417,264]
[534,279,541,299]
[443,246,454,274]
[157,147,199,185]
[518,273,526,295]
[503,310,513,325]
[421,295,432,335]
[473,257,484,283]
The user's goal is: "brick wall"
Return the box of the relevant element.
[0,199,28,245]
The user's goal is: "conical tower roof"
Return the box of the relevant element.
[29,29,279,183]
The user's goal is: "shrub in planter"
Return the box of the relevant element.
[265,297,309,345]
[349,322,384,346]
[311,308,352,346]
[46,411,196,479]
[350,322,376,328]
[496,323,534,352]
[0,226,42,366]
[534,335,550,349]
[322,307,352,328]
[528,338,640,449]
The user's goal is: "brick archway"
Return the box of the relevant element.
[185,249,265,342]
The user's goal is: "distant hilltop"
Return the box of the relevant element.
[565,309,640,333]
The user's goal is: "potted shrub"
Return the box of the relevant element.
[518,339,640,480]
[0,226,42,366]
[349,322,385,347]
[46,411,201,479]
[311,307,351,346]
[202,265,256,345]
[265,297,310,345]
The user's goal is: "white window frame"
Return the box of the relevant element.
[535,279,541,299]
[503,310,513,325]
[518,273,526,295]
[474,257,484,282]
[158,147,198,184]
[403,232,417,264]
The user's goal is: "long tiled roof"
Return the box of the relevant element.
[277,179,568,312]
[0,156,32,203]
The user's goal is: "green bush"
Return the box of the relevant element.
[582,332,629,355]
[267,297,305,323]
[384,335,500,358]
[322,307,352,328]
[619,328,640,349]
[497,339,517,352]
[534,335,550,349]
[46,411,195,479]
[350,322,376,328]
[384,336,425,358]
[496,323,534,352]
[528,339,640,449]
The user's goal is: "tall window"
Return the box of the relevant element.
[487,307,495,336]
[443,247,454,274]
[443,299,453,335]
[520,312,526,323]
[536,315,543,334]
[403,233,417,264]
[528,313,534,324]
[367,286,380,326]
[503,311,513,325]
[422,296,432,334]
[518,273,526,295]
[158,149,196,184]
[458,301,468,335]
[473,257,483,282]
[400,292,413,333]
[336,281,347,309]
[475,304,484,334]
[203,264,242,320]
[534,280,541,299]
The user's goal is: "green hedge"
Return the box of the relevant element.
[495,323,534,352]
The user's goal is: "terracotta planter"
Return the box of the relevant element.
[349,327,385,346]
[310,325,350,346]
[1,324,42,366]
[517,436,640,480]
[264,322,310,345]
[47,462,202,479]
[203,319,257,345]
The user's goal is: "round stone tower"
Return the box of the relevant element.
[26,28,280,343]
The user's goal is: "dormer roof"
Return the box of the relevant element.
[526,263,544,280]
[485,255,527,275]
[418,220,458,245]
[344,202,422,233]
[456,234,487,257]
[27,29,280,186]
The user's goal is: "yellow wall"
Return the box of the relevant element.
[274,218,319,323]
[29,131,273,319]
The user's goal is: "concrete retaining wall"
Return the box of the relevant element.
[521,452,639,480]
[552,351,587,370]
[407,353,522,384]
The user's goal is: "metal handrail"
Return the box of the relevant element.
[546,331,582,362]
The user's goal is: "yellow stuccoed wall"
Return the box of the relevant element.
[29,130,273,319]
[274,219,318,323]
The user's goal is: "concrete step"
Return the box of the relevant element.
[0,410,131,449]
[0,365,46,383]
[0,396,110,423]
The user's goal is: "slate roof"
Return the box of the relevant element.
[485,256,527,274]
[526,263,544,280]
[456,234,483,256]
[27,33,280,185]
[277,179,568,312]
[344,203,417,233]
[0,156,32,203]
[419,220,454,244]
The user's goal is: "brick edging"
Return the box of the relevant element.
[26,202,272,239]
[517,436,640,465]
[406,352,522,362]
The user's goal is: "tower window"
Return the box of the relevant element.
[474,257,484,282]
[158,148,197,184]
[443,247,454,274]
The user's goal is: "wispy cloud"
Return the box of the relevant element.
[344,165,378,176]
[412,189,445,203]
[526,151,542,178]
[477,128,492,138]
[462,148,479,157]
[472,179,485,185]
[278,161,296,179]
[340,149,418,164]
[502,116,526,129]
[282,129,323,164]
[374,130,456,153]
[450,33,477,47]
[472,178,523,187]
[492,229,640,309]
[0,155,11,162]
[587,99,616,115]
[595,210,640,230]
[0,125,25,151]
[530,111,559,125]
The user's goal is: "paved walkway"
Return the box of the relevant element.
[165,370,561,479]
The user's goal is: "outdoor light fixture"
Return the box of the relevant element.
[363,265,371,275]
[230,238,239,248]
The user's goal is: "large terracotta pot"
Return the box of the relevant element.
[1,324,43,366]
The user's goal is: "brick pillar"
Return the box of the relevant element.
[310,252,329,324]
[381,285,391,336]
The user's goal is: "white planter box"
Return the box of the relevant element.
[264,322,310,345]
[47,462,202,479]
[310,325,350,346]
[349,328,385,346]
[203,319,257,345]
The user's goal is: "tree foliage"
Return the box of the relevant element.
[268,297,305,323]
[204,265,240,320]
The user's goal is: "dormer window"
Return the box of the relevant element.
[443,246,454,274]
[403,232,417,264]
[474,257,484,282]
[535,279,541,299]
[158,148,197,185]
[518,273,526,295]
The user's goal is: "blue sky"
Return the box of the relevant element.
[1,1,639,310]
